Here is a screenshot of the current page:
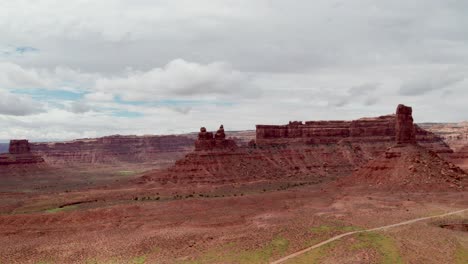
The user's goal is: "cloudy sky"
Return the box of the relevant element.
[1,0,467,141]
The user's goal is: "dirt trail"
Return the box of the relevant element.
[270,208,468,264]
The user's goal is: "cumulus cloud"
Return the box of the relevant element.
[94,59,260,101]
[0,89,44,116]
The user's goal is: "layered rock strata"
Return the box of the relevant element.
[0,140,45,166]
[30,135,194,165]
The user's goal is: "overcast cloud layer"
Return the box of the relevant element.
[1,0,467,141]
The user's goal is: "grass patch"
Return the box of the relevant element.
[118,170,137,176]
[45,205,78,213]
[310,225,362,234]
[132,255,147,264]
[179,237,289,264]
[455,243,468,264]
[351,232,403,264]
[285,241,337,264]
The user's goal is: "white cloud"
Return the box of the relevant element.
[94,59,260,101]
[0,89,44,116]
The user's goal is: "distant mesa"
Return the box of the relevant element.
[9,139,32,154]
[0,139,45,166]
[29,134,194,165]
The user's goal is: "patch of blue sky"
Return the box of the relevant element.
[15,46,39,54]
[12,89,85,101]
[112,110,144,118]
[0,45,38,56]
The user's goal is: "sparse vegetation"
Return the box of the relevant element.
[179,237,290,264]
[351,232,403,264]
[45,205,78,213]
[132,255,147,264]
[455,243,468,264]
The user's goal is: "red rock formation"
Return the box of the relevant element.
[0,140,44,166]
[194,126,237,151]
[395,104,416,144]
[30,135,194,166]
[9,140,31,154]
[142,105,453,186]
[338,105,466,191]
[256,113,450,154]
[338,144,466,191]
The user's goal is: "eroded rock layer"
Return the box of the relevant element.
[141,105,455,186]
[30,135,194,165]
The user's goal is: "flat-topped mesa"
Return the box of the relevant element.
[0,139,44,166]
[256,115,396,146]
[396,104,416,144]
[9,140,31,154]
[195,125,237,151]
[255,106,451,154]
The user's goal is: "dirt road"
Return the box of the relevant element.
[270,208,468,264]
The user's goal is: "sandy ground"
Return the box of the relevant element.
[0,172,467,264]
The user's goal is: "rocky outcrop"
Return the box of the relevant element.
[194,126,237,151]
[395,104,416,144]
[0,140,44,166]
[30,135,194,166]
[9,140,31,154]
[339,105,466,191]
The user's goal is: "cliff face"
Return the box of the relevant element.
[141,105,454,186]
[30,135,194,166]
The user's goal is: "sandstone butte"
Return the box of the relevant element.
[139,104,465,188]
[338,104,467,191]
[0,140,45,166]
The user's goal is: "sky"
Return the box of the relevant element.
[1,0,467,141]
